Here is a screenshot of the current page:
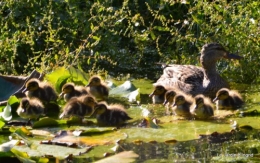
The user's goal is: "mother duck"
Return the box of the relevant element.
[155,43,242,99]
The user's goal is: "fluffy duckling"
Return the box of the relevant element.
[149,85,168,104]
[91,102,132,127]
[23,78,58,103]
[162,89,178,115]
[59,83,88,102]
[191,94,214,119]
[172,94,193,117]
[17,97,45,122]
[213,88,244,110]
[86,75,109,101]
[59,95,97,121]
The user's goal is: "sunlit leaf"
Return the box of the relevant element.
[11,148,36,163]
[32,117,59,128]
[0,120,5,129]
[7,96,20,106]
[109,81,140,103]
[0,103,12,121]
[94,151,138,163]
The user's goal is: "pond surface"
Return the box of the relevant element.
[1,78,260,163]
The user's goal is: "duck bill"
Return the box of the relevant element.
[224,53,243,60]
[59,92,64,98]
[163,100,168,106]
[149,92,155,98]
[89,108,98,118]
[172,103,177,107]
[22,87,28,93]
[212,97,218,102]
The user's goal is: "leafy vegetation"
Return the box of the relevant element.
[0,0,259,83]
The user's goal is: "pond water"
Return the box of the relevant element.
[1,79,260,163]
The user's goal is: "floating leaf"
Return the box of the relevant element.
[0,120,5,129]
[32,117,59,128]
[11,148,36,163]
[94,151,138,163]
[0,103,12,121]
[0,140,19,152]
[109,81,140,103]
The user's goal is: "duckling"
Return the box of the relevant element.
[59,83,88,102]
[213,88,244,110]
[59,95,97,121]
[191,94,214,119]
[86,75,109,101]
[149,85,168,104]
[91,102,132,127]
[155,43,242,99]
[23,78,58,103]
[17,97,45,122]
[172,94,193,117]
[162,89,178,115]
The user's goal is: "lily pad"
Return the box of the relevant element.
[32,117,59,128]
[94,151,138,163]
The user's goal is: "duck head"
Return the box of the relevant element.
[172,95,186,107]
[22,78,40,93]
[213,88,230,102]
[149,85,166,97]
[200,43,242,71]
[87,76,102,87]
[59,83,75,97]
[163,90,177,105]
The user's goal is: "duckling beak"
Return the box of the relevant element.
[59,92,64,98]
[89,108,97,118]
[212,97,218,103]
[22,87,28,93]
[172,103,177,107]
[163,100,168,106]
[224,53,243,60]
[149,92,154,98]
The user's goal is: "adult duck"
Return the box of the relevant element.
[155,43,242,99]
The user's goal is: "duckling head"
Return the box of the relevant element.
[59,83,75,97]
[91,103,107,116]
[172,95,186,107]
[81,95,97,108]
[193,96,204,110]
[23,78,40,92]
[149,85,166,97]
[87,76,102,86]
[213,88,229,102]
[19,98,30,113]
[163,90,177,105]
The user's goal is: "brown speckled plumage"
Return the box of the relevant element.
[155,43,242,99]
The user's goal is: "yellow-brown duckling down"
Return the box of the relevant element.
[59,83,88,102]
[23,78,58,103]
[86,75,109,101]
[162,89,179,115]
[59,95,97,121]
[213,88,244,110]
[91,102,132,127]
[191,94,214,119]
[172,94,193,117]
[17,97,45,121]
[149,84,168,104]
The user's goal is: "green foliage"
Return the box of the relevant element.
[0,0,259,83]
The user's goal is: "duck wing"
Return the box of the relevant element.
[156,64,204,95]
